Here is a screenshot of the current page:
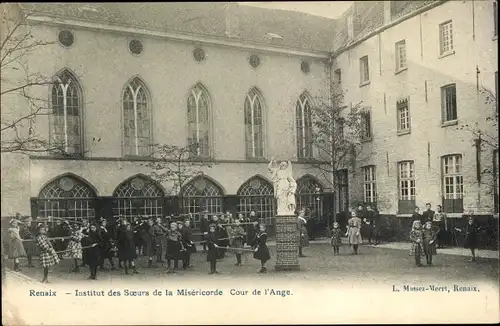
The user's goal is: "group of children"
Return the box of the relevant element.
[5,213,272,283]
[408,215,481,266]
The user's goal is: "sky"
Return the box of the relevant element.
[239,1,353,19]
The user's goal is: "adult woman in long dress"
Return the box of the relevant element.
[346,211,363,254]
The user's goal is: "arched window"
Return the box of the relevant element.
[37,175,96,219]
[113,175,164,220]
[237,176,275,226]
[123,77,152,156]
[296,92,313,159]
[244,88,265,158]
[296,176,323,219]
[187,83,211,158]
[182,176,223,228]
[50,69,83,155]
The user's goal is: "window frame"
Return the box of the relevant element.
[122,77,153,157]
[494,0,498,38]
[441,154,464,213]
[441,83,458,124]
[362,165,377,204]
[49,69,84,156]
[187,83,212,159]
[244,88,266,159]
[439,20,454,56]
[395,40,407,73]
[397,97,411,134]
[334,68,342,85]
[360,109,373,142]
[359,56,370,86]
[296,92,314,160]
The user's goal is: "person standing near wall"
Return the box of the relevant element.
[433,205,448,249]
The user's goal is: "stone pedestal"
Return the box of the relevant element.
[274,214,300,271]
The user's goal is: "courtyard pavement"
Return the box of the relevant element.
[3,243,499,325]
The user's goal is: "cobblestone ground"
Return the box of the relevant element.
[5,244,499,285]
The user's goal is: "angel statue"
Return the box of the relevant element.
[268,158,297,216]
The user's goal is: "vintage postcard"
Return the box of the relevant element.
[1,1,499,325]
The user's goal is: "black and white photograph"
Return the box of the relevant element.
[1,1,499,324]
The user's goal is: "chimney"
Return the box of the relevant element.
[224,3,239,38]
[383,1,392,25]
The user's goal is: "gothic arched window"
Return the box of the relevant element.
[296,176,323,219]
[296,92,313,159]
[187,83,211,158]
[123,77,152,156]
[37,175,96,219]
[182,176,223,228]
[113,175,164,220]
[237,176,275,226]
[244,88,265,158]
[50,69,83,155]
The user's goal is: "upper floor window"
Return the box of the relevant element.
[123,77,151,156]
[439,20,454,55]
[397,98,410,132]
[334,68,342,84]
[244,88,265,159]
[395,40,407,72]
[50,69,83,155]
[441,84,457,123]
[359,56,370,85]
[296,92,313,159]
[363,165,377,203]
[187,83,211,158]
[361,110,372,141]
[494,0,498,37]
[335,117,345,141]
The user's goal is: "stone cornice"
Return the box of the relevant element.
[26,14,330,60]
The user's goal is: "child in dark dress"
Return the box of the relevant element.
[252,224,271,273]
[205,224,219,274]
[455,217,481,262]
[84,224,102,280]
[422,221,438,266]
[165,222,183,274]
[330,222,342,255]
[117,222,139,275]
[409,220,424,267]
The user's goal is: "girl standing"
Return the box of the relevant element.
[346,211,362,254]
[205,224,219,274]
[99,219,116,271]
[330,222,342,255]
[117,222,139,275]
[7,219,26,271]
[21,217,38,268]
[83,224,102,280]
[252,224,271,273]
[455,217,480,262]
[66,222,85,272]
[230,219,246,266]
[422,221,438,266]
[35,225,60,283]
[409,220,424,267]
[165,222,183,274]
[297,209,309,257]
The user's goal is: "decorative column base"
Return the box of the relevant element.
[274,214,300,271]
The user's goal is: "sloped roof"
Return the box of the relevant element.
[20,2,337,52]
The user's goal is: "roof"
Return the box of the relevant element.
[332,0,440,52]
[20,1,443,54]
[20,2,337,52]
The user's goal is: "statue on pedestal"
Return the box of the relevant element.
[268,158,297,216]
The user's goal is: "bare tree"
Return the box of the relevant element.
[143,142,214,213]
[1,5,99,155]
[456,86,498,196]
[307,87,374,215]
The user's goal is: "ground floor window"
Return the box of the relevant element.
[182,176,223,228]
[37,175,96,219]
[237,176,275,225]
[296,176,324,219]
[112,175,164,220]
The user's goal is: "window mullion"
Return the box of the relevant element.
[133,88,139,156]
[250,96,255,157]
[301,101,305,157]
[61,83,69,153]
